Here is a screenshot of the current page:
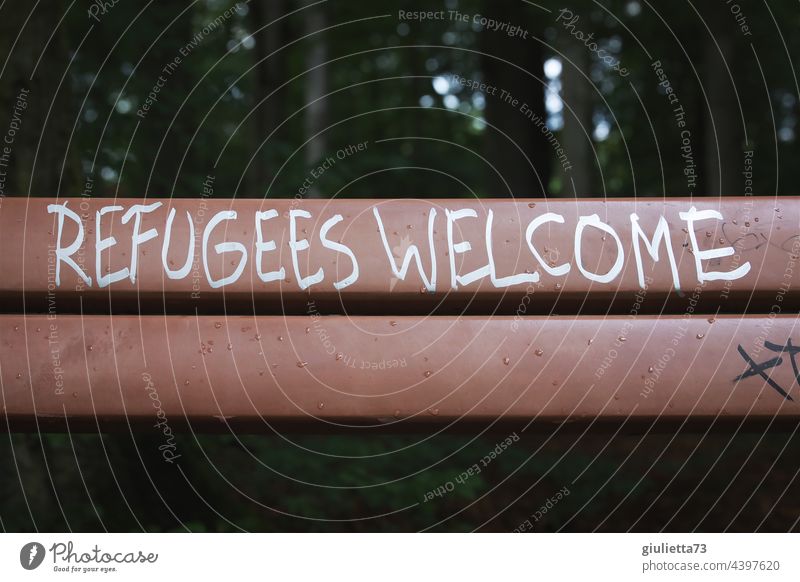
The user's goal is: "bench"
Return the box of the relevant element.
[1,196,797,430]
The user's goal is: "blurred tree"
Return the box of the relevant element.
[481,0,550,197]
[0,0,81,196]
[302,0,328,198]
[558,30,594,197]
[0,0,799,534]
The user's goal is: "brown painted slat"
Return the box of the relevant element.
[2,314,798,430]
[0,197,796,314]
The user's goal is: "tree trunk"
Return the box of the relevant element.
[0,1,80,197]
[558,40,593,197]
[702,21,742,196]
[480,2,549,198]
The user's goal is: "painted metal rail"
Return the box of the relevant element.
[0,196,798,430]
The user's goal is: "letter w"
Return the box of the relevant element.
[373,207,437,292]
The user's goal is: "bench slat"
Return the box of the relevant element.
[2,314,798,429]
